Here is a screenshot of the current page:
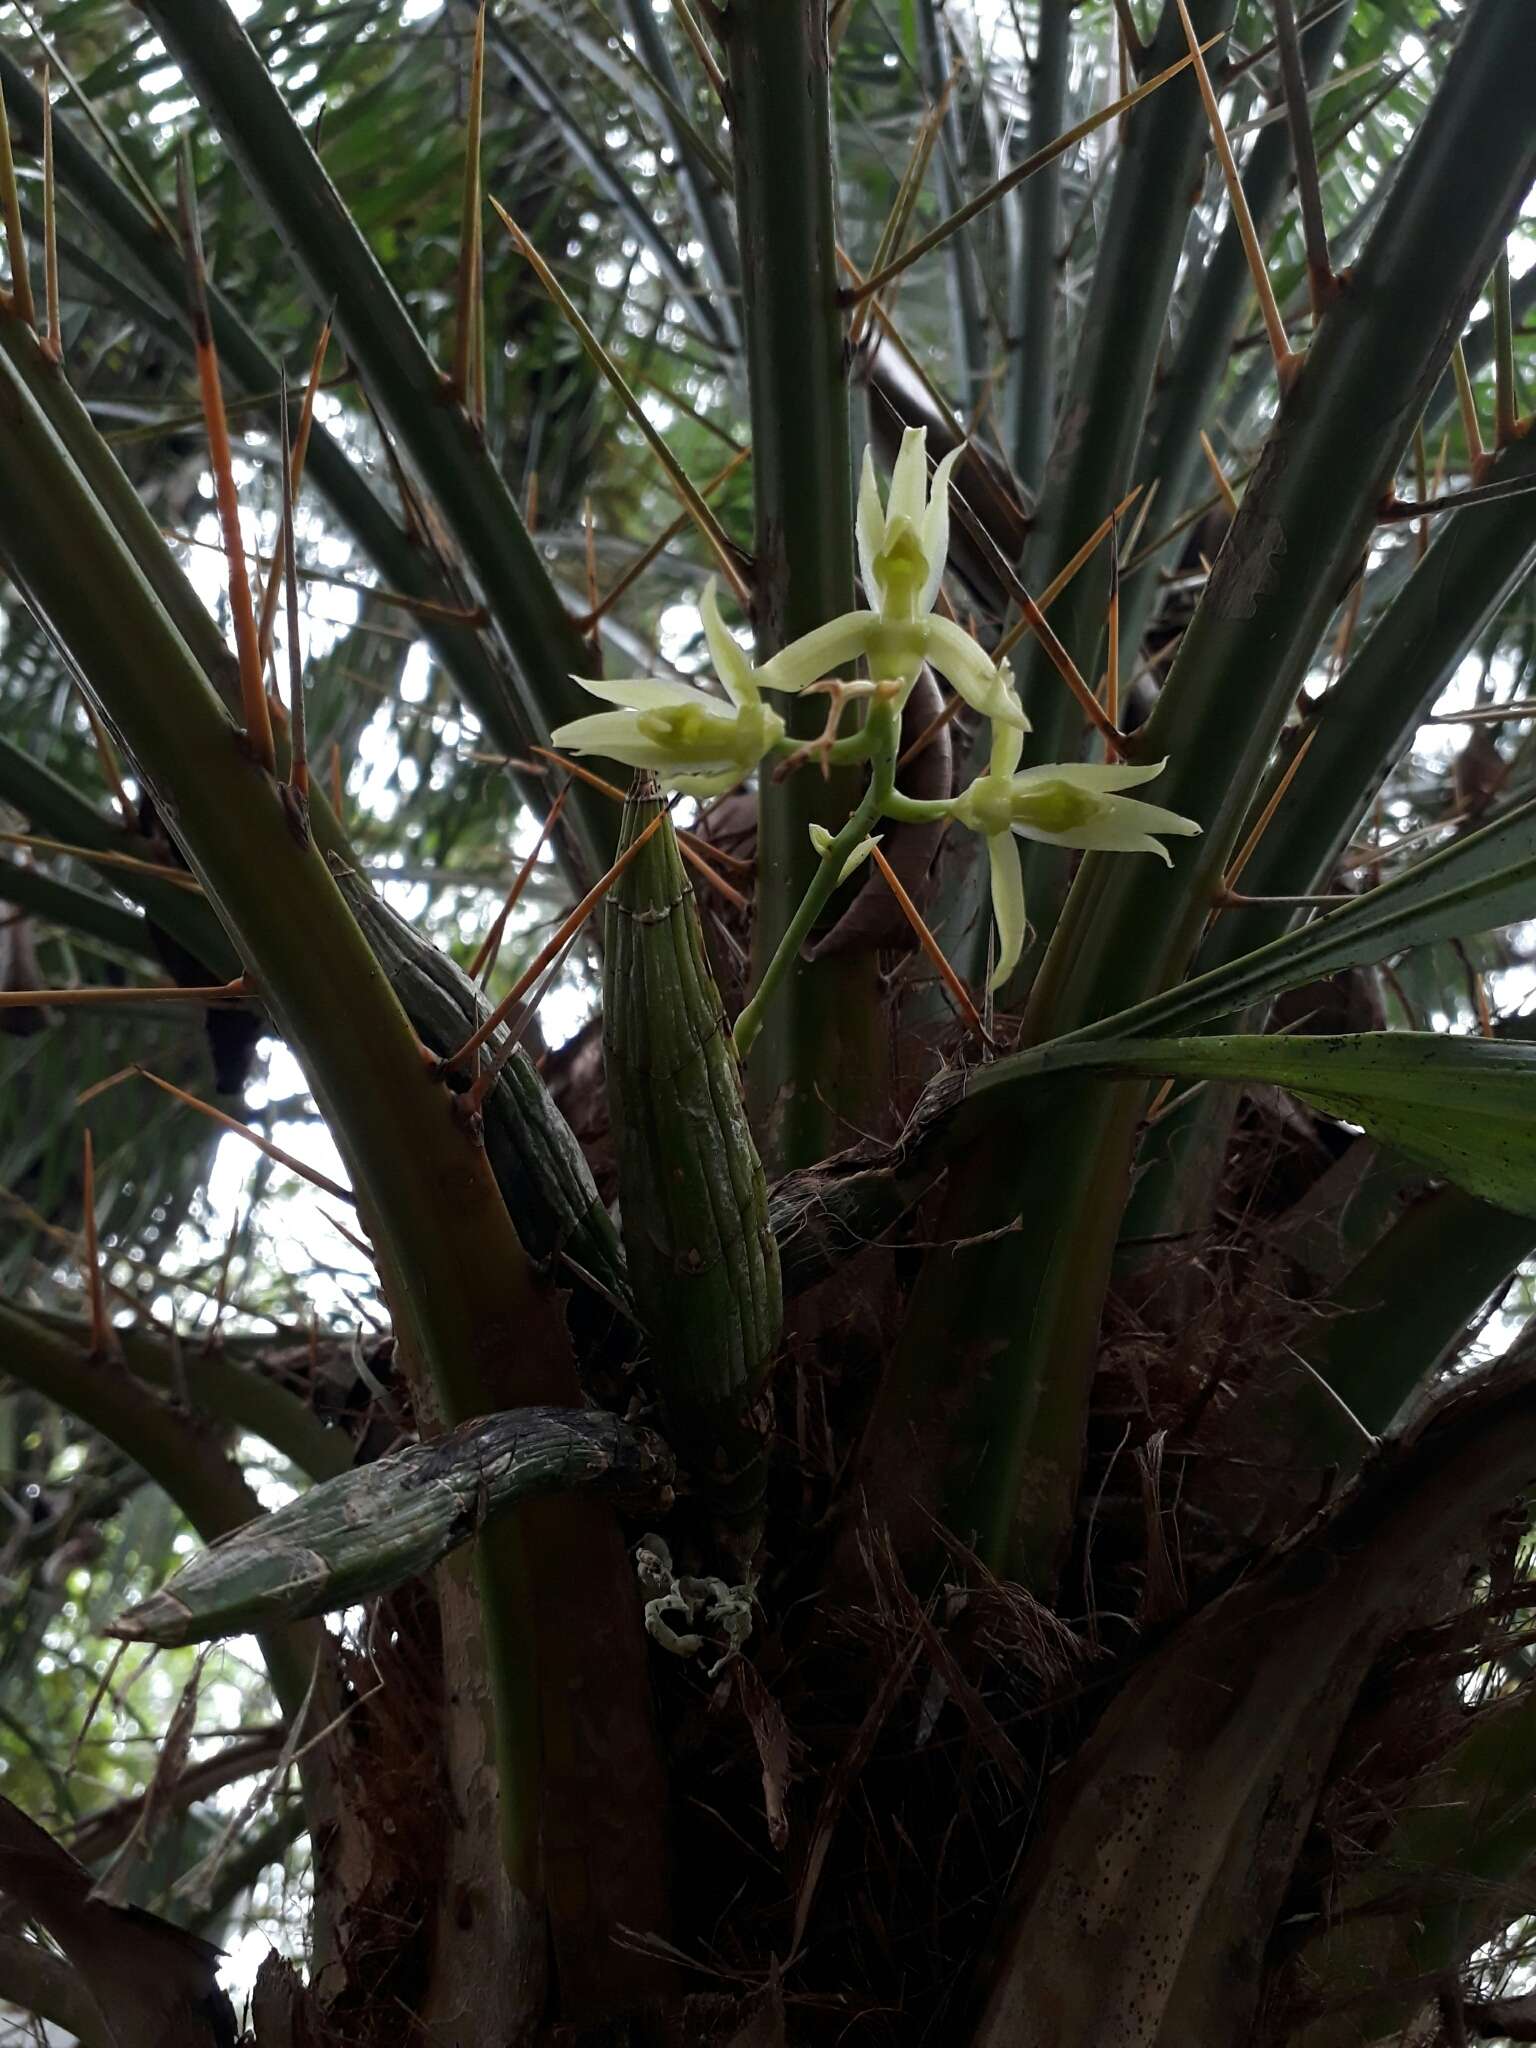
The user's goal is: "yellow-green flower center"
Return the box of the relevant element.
[635,699,780,768]
[871,521,927,621]
[959,773,1107,838]
[1010,778,1104,835]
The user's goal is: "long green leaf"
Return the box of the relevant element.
[987,1033,1536,1219]
[723,0,887,1170]
[1067,783,1536,1047]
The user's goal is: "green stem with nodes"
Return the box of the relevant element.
[735,694,904,1060]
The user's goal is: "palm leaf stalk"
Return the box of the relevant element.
[0,315,669,2015]
[721,0,889,1171]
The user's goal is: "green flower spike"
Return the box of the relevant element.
[950,719,1202,988]
[751,427,1027,733]
[550,579,788,798]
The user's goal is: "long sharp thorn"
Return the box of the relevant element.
[452,1,486,411]
[1412,418,1430,562]
[14,0,171,233]
[583,496,599,618]
[0,977,246,1012]
[898,692,962,771]
[1120,475,1159,561]
[1174,0,1296,385]
[279,371,310,823]
[491,198,751,607]
[1451,340,1485,470]
[677,836,750,914]
[584,449,749,626]
[1112,0,1146,66]
[81,1129,118,1360]
[1272,0,1333,320]
[844,37,1223,307]
[666,0,727,102]
[1199,429,1239,518]
[176,144,274,773]
[137,1068,355,1204]
[257,316,331,666]
[524,744,755,874]
[0,829,202,889]
[1401,474,1536,518]
[850,87,950,350]
[993,488,1142,662]
[1017,591,1124,750]
[470,781,572,984]
[1218,727,1318,900]
[1492,249,1518,449]
[472,195,487,425]
[0,74,35,326]
[869,842,988,1047]
[40,66,60,361]
[75,687,135,830]
[448,805,671,1075]
[470,931,584,1106]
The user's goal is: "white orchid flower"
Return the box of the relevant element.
[550,580,786,798]
[752,428,1026,733]
[856,425,962,623]
[949,735,1201,988]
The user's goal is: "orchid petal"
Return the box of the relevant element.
[856,446,884,603]
[571,674,719,712]
[986,831,1027,991]
[548,711,687,766]
[672,766,750,798]
[699,579,758,709]
[755,612,874,695]
[917,443,963,617]
[1010,822,1177,861]
[1008,757,1175,795]
[989,696,1027,779]
[887,426,928,536]
[922,616,1029,728]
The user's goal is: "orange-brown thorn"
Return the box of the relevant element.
[257,316,331,669]
[0,70,34,326]
[1214,727,1318,904]
[137,1067,354,1204]
[176,145,274,772]
[448,805,671,1080]
[870,840,988,1047]
[40,66,60,361]
[470,781,572,984]
[81,1129,119,1359]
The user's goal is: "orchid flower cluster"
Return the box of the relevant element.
[552,427,1199,1045]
